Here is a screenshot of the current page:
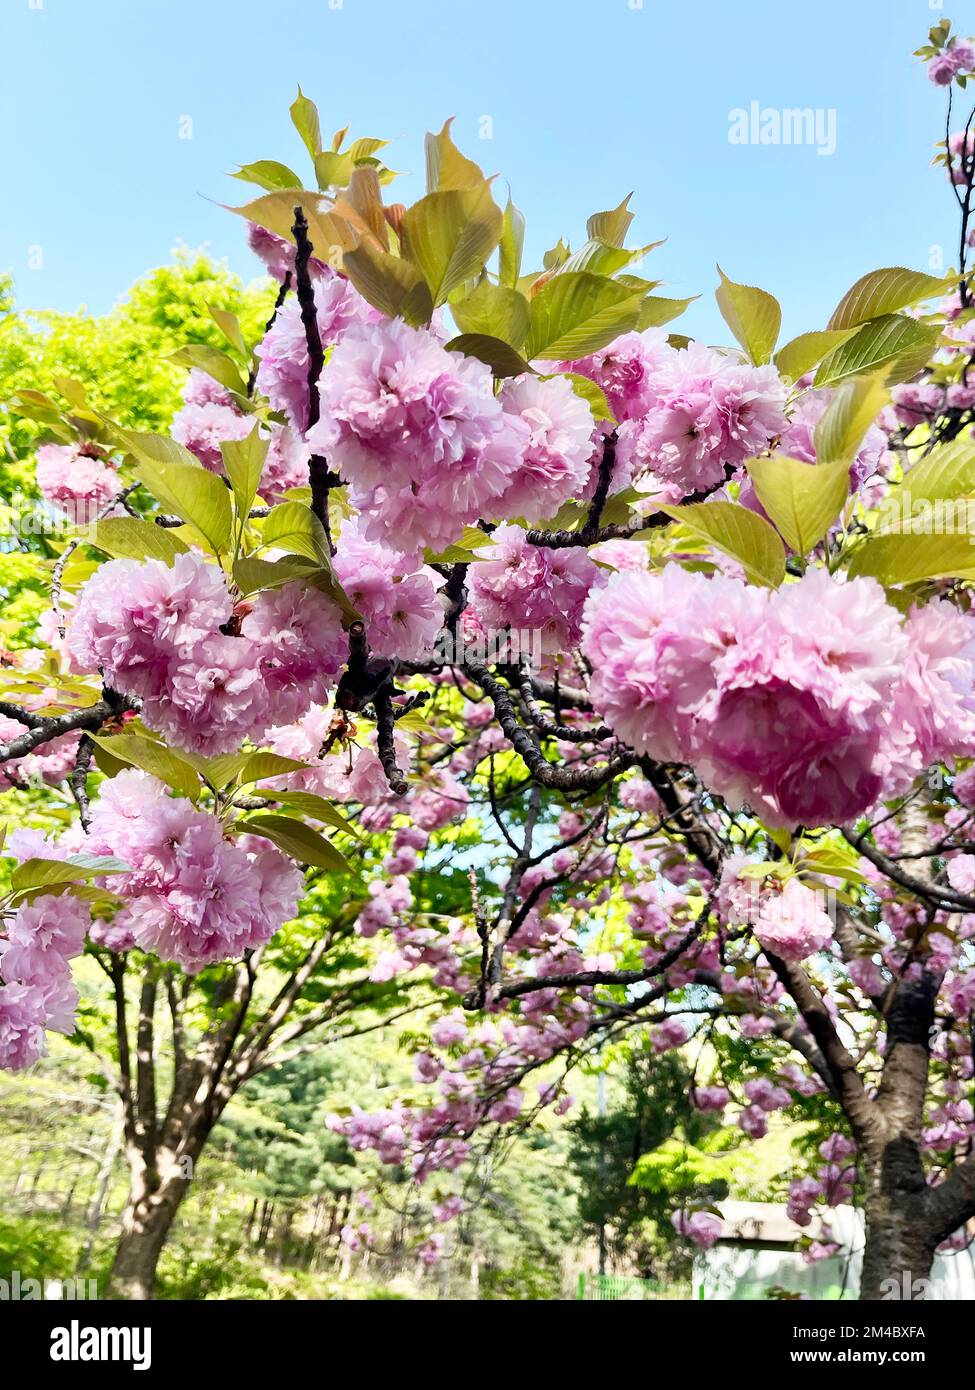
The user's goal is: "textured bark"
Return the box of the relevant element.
[105,1176,190,1301]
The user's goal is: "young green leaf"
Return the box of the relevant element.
[745,455,851,555]
[658,501,786,587]
[715,266,781,365]
[241,814,353,872]
[88,517,190,566]
[827,267,956,330]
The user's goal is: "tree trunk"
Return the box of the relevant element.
[105,1178,189,1300]
[858,1142,937,1301]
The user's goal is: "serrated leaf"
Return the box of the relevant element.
[290,86,322,160]
[259,501,331,563]
[814,315,940,387]
[221,425,269,522]
[227,190,367,260]
[241,814,352,872]
[116,429,233,553]
[813,374,889,464]
[424,118,485,191]
[846,531,975,586]
[715,266,781,365]
[401,183,503,306]
[451,278,529,346]
[499,195,526,288]
[524,272,643,360]
[659,501,786,587]
[586,194,634,248]
[746,455,851,555]
[10,857,129,893]
[270,790,361,838]
[774,329,859,381]
[89,733,201,800]
[898,439,975,504]
[207,304,249,357]
[444,333,530,377]
[87,517,189,565]
[232,160,302,192]
[827,267,956,330]
[637,294,697,329]
[168,345,246,395]
[343,240,434,324]
[240,751,308,783]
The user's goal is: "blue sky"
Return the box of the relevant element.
[0,0,970,342]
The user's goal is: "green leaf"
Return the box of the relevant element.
[715,266,781,365]
[241,814,352,872]
[812,374,890,463]
[207,304,249,357]
[232,554,323,595]
[87,517,190,565]
[586,194,634,248]
[10,856,129,893]
[290,86,322,160]
[451,278,530,347]
[221,425,269,521]
[314,149,354,190]
[444,333,530,378]
[117,429,233,553]
[745,455,851,555]
[659,501,786,587]
[227,190,362,260]
[401,184,503,307]
[424,118,485,191]
[180,751,252,789]
[239,751,308,783]
[524,272,643,360]
[89,733,201,800]
[342,240,434,325]
[898,439,975,503]
[270,791,361,838]
[499,195,526,288]
[637,295,697,329]
[424,525,495,563]
[814,315,940,387]
[232,160,303,192]
[168,345,246,395]
[846,531,975,586]
[259,501,331,563]
[827,267,956,330]
[774,329,860,381]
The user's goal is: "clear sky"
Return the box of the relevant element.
[1,0,972,342]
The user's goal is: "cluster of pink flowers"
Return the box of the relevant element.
[608,343,787,499]
[928,37,975,85]
[0,893,90,1070]
[754,879,835,964]
[68,552,345,755]
[671,1209,722,1249]
[307,321,595,558]
[172,371,312,503]
[582,563,975,827]
[255,271,383,431]
[469,523,605,652]
[332,520,445,661]
[35,443,121,523]
[81,770,302,972]
[0,715,80,789]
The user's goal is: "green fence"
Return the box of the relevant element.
[576,1272,850,1301]
[576,1272,694,1301]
